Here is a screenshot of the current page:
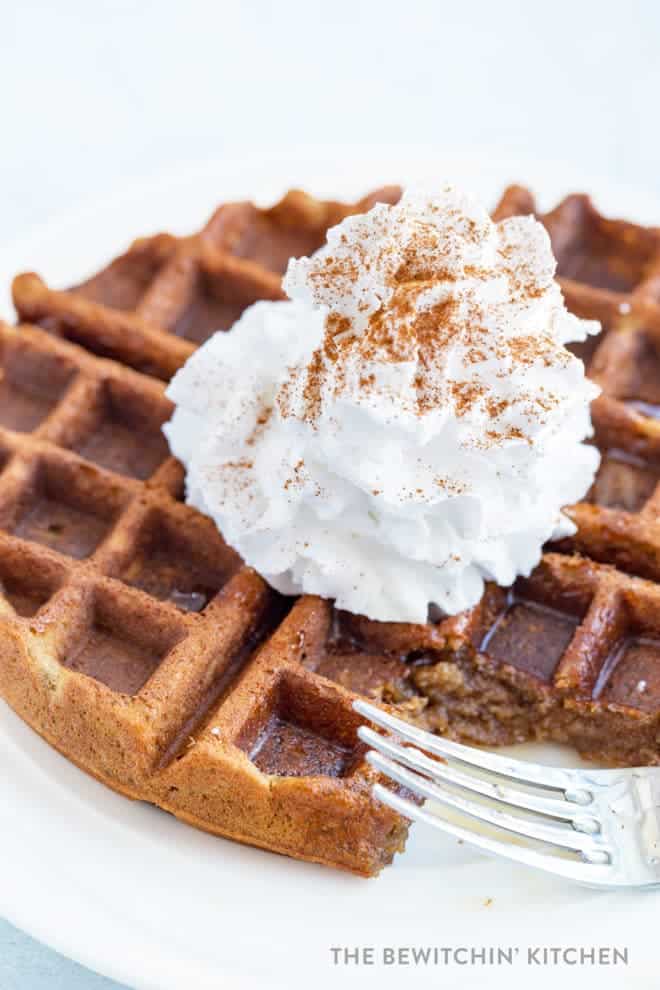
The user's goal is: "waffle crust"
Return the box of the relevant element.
[4,182,660,875]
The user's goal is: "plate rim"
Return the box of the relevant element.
[3,146,660,990]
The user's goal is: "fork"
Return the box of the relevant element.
[353,698,660,887]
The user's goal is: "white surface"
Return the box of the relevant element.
[4,0,660,243]
[2,151,660,990]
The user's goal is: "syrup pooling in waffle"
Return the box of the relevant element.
[5,183,660,879]
[291,551,660,765]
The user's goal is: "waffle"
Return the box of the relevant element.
[494,187,660,581]
[5,182,660,878]
[12,186,401,379]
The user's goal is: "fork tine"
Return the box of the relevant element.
[358,726,597,825]
[372,783,615,885]
[366,749,608,856]
[354,699,586,796]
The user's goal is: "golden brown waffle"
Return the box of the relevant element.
[0,320,409,876]
[493,187,660,588]
[12,186,402,379]
[6,182,660,879]
[2,187,411,877]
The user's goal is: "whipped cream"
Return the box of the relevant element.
[165,186,601,623]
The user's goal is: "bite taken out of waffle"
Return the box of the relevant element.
[3,182,660,875]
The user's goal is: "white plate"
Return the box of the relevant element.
[2,150,660,990]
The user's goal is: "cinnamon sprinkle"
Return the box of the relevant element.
[278,192,574,447]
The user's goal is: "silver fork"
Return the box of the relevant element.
[353,698,660,887]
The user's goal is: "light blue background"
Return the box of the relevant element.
[0,919,124,989]
[3,0,659,986]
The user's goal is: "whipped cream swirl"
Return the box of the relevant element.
[165,187,601,623]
